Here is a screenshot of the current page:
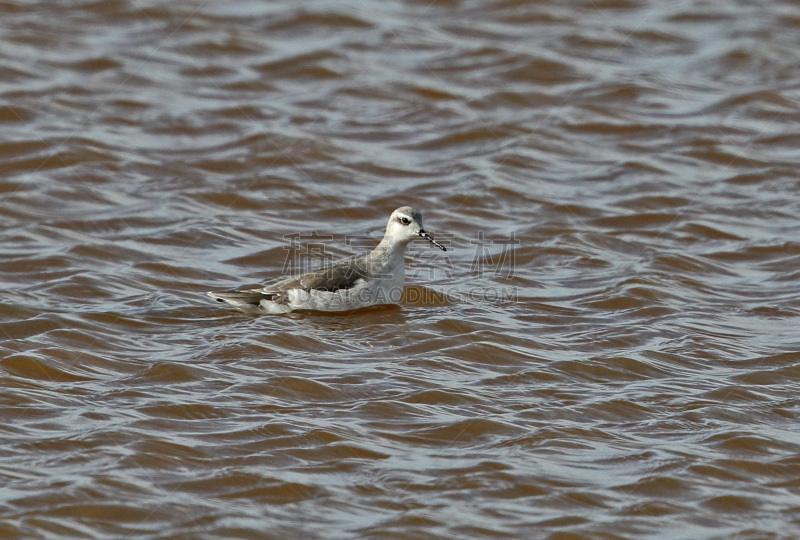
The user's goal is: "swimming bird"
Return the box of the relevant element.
[207,206,447,314]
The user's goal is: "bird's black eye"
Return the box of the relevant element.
[400,217,410,225]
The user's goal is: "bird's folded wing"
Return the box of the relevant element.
[208,258,370,307]
[266,258,369,293]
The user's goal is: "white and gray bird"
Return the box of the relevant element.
[207,206,447,314]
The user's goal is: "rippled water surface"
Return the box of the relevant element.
[2,0,800,538]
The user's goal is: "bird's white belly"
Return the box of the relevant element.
[269,271,405,313]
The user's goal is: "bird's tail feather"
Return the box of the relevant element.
[207,290,275,306]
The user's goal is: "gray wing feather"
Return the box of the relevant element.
[208,257,369,307]
[267,258,368,293]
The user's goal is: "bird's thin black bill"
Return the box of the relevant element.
[419,230,446,251]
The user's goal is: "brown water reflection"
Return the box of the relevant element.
[2,0,800,538]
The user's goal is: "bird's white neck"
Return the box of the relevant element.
[369,235,408,268]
